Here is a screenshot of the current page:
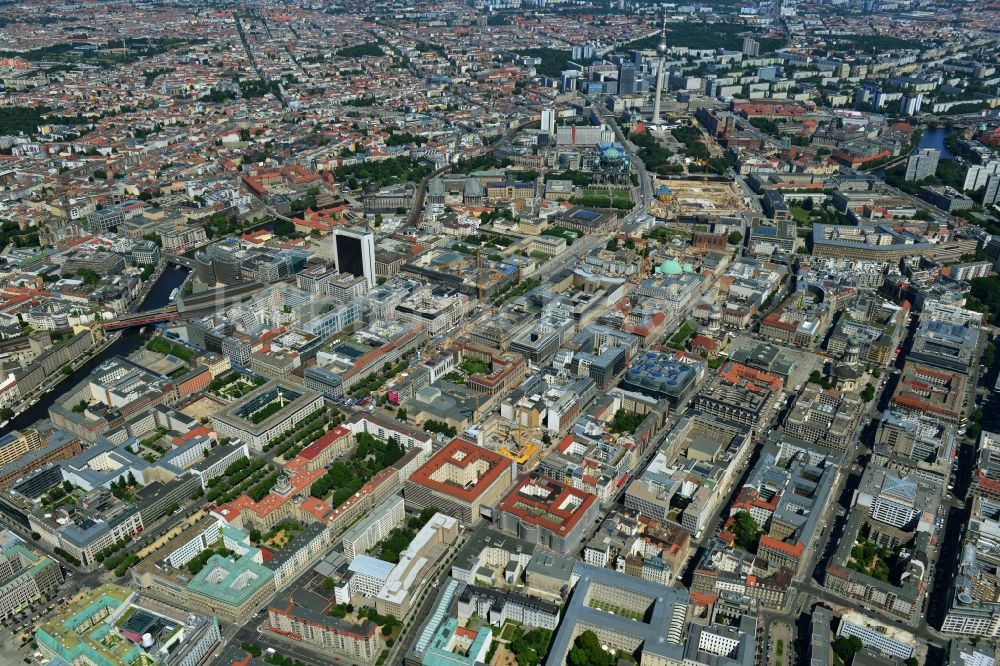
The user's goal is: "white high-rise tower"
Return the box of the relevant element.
[652,13,668,125]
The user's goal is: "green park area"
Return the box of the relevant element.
[310,432,405,507]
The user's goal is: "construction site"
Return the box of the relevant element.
[402,247,520,301]
[651,176,749,219]
[483,420,545,467]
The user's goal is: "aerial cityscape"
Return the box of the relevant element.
[0,0,997,665]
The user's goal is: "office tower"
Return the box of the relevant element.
[619,63,638,95]
[541,108,556,135]
[742,36,760,57]
[652,13,667,124]
[905,149,940,182]
[333,228,376,288]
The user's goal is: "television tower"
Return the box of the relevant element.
[652,12,667,125]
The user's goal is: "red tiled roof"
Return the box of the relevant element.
[408,438,511,503]
[496,475,596,534]
[297,426,351,461]
[759,535,804,558]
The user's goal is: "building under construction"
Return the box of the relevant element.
[401,248,520,300]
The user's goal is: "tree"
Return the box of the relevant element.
[728,231,743,245]
[610,409,643,434]
[606,238,618,252]
[273,219,296,237]
[30,532,40,541]
[0,407,12,421]
[418,506,440,525]
[731,511,761,552]
[396,407,407,422]
[802,197,814,211]
[568,630,613,666]
[832,636,863,663]
[75,268,100,286]
[241,643,262,658]
[860,383,876,402]
[984,343,996,369]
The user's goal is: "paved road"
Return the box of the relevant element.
[405,119,536,228]
[730,168,763,214]
[593,104,654,209]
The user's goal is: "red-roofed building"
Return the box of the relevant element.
[241,229,273,245]
[757,534,805,570]
[689,335,720,358]
[291,426,352,472]
[268,594,383,661]
[170,425,215,448]
[293,205,349,236]
[889,364,967,423]
[731,100,812,118]
[404,439,514,525]
[494,475,599,554]
[214,466,325,532]
[694,362,783,431]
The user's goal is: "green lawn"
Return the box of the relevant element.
[588,599,644,621]
[668,320,696,347]
[789,206,811,223]
[500,621,521,641]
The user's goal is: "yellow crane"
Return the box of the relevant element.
[496,423,545,465]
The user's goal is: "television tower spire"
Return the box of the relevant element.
[652,11,667,125]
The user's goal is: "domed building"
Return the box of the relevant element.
[591,142,631,185]
[655,258,683,275]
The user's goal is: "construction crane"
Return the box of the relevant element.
[495,423,545,466]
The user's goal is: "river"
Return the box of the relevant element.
[917,126,955,159]
[4,264,191,433]
[874,125,956,179]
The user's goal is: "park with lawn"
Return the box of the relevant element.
[205,457,279,505]
[571,188,633,210]
[310,431,406,508]
[211,371,268,401]
[260,406,345,461]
